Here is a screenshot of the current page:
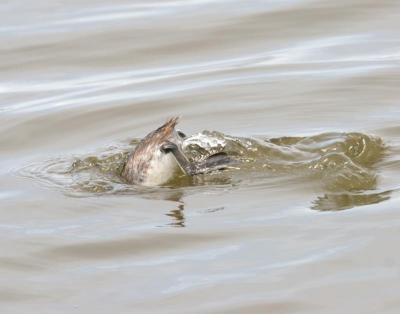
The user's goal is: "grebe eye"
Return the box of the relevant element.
[161,142,176,154]
[177,130,187,139]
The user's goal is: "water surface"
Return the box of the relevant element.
[1,1,400,313]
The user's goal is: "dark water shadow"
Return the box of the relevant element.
[311,190,392,211]
[165,203,185,227]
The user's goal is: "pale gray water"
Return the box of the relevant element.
[1,1,400,313]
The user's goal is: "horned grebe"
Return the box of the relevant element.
[121,117,231,186]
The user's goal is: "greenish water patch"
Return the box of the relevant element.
[20,131,388,211]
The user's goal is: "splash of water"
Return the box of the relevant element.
[19,131,387,210]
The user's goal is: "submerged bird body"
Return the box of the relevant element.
[122,117,182,186]
[122,117,232,186]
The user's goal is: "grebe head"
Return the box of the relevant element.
[122,117,184,186]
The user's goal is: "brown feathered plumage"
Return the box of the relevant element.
[122,117,180,184]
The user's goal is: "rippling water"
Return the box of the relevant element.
[1,1,400,313]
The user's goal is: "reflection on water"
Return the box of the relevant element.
[312,190,392,211]
[165,203,185,228]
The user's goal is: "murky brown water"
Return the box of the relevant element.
[1,1,400,313]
